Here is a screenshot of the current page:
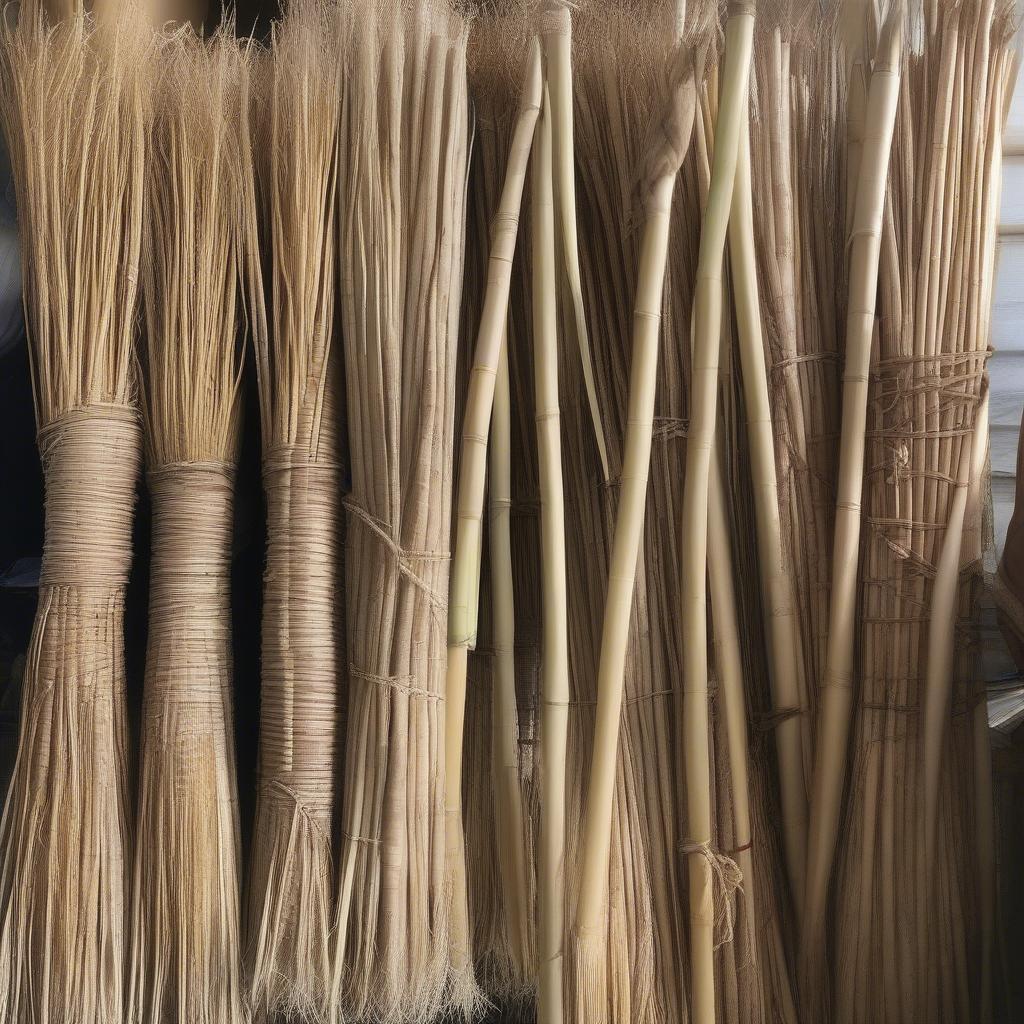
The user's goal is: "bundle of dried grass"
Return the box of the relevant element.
[246,2,342,1018]
[0,6,148,1022]
[820,3,1016,1020]
[129,27,260,1024]
[331,3,473,1020]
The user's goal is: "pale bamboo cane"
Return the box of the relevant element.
[678,4,753,1021]
[801,9,901,1012]
[531,82,572,1024]
[727,85,807,915]
[444,37,542,996]
[569,50,697,1023]
[539,0,609,481]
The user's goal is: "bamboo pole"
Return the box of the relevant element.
[727,82,807,915]
[539,0,609,481]
[444,36,541,1004]
[570,31,698,1024]
[801,9,902,1013]
[678,5,753,1020]
[531,83,572,1024]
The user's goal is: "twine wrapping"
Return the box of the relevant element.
[130,461,244,1023]
[0,405,141,1024]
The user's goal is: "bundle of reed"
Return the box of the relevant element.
[460,11,541,1010]
[129,28,259,1024]
[805,2,1015,1020]
[245,2,342,1018]
[331,3,472,1020]
[0,7,148,1022]
[561,3,732,1021]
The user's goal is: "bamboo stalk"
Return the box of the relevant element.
[678,5,753,1020]
[570,28,698,1024]
[801,11,901,1013]
[727,80,807,916]
[531,82,572,1024]
[444,35,541,1011]
[539,0,609,482]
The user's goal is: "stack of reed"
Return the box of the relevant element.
[130,26,259,1024]
[0,5,147,1022]
[246,1,343,1018]
[820,3,1015,1021]
[331,3,473,1020]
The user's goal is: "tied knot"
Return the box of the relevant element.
[678,840,744,950]
[38,404,141,588]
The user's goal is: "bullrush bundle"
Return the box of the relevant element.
[331,3,471,1020]
[0,6,148,1022]
[130,28,259,1024]
[246,2,343,1018]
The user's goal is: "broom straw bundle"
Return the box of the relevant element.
[129,27,259,1024]
[825,3,1016,1020]
[0,7,147,1022]
[331,3,472,1019]
[246,2,342,1017]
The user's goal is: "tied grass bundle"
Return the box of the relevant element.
[0,7,148,1023]
[331,3,473,1020]
[246,2,343,1018]
[129,28,259,1024]
[827,3,1016,1021]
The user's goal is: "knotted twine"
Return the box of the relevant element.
[678,840,745,951]
[0,404,140,1024]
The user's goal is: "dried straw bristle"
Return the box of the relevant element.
[0,6,148,1024]
[331,2,473,1021]
[129,26,259,1024]
[246,1,343,1020]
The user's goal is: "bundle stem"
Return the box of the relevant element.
[532,84,571,1024]
[727,82,807,915]
[444,36,542,989]
[571,42,698,1023]
[801,8,902,1009]
[678,5,754,1020]
[539,0,609,481]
